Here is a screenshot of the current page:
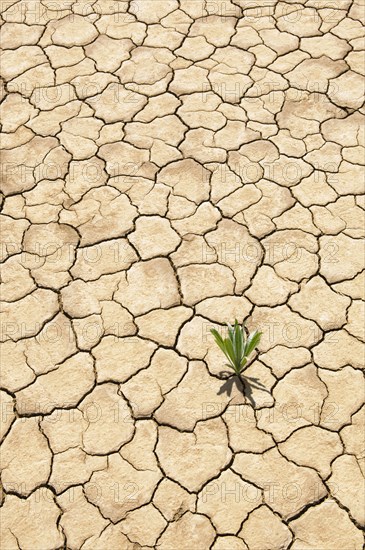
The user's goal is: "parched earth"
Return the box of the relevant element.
[0,0,365,548]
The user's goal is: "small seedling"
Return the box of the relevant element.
[211,319,262,378]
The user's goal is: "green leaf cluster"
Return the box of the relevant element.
[211,319,262,375]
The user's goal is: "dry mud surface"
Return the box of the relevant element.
[0,0,365,548]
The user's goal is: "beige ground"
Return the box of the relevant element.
[1,0,365,548]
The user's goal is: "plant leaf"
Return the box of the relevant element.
[241,321,246,347]
[244,330,262,358]
[234,319,243,365]
[210,328,227,356]
[239,356,248,373]
[227,322,234,341]
[224,337,238,371]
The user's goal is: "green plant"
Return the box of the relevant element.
[211,319,262,377]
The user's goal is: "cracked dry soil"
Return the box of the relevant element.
[0,0,365,548]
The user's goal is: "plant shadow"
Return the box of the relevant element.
[217,370,271,407]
